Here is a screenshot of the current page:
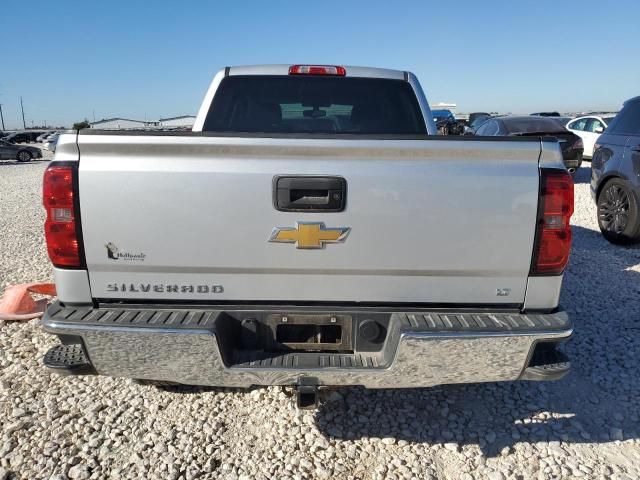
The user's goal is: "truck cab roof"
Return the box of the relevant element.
[193,64,431,133]
[226,64,408,80]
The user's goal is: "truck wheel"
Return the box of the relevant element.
[597,178,640,244]
[17,150,33,162]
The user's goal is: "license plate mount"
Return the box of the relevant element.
[266,313,353,352]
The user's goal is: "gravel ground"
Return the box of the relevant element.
[1,158,640,480]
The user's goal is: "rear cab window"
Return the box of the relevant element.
[202,75,426,135]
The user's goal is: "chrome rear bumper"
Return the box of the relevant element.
[42,303,572,389]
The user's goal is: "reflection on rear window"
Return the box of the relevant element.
[203,75,426,135]
[280,103,353,120]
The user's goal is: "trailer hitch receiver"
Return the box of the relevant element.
[296,385,318,409]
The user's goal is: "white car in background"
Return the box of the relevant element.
[36,131,55,142]
[566,114,617,158]
[42,132,59,143]
[43,133,60,152]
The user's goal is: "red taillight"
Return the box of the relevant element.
[43,165,81,267]
[532,169,574,275]
[288,65,346,76]
[573,138,583,150]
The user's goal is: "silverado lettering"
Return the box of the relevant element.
[106,283,224,293]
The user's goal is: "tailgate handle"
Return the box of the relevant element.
[274,176,346,212]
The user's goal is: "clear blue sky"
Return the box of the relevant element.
[1,0,638,128]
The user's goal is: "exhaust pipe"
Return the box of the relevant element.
[568,168,576,174]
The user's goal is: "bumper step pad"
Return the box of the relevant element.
[43,344,95,375]
[521,361,571,381]
[43,303,571,333]
[521,347,570,381]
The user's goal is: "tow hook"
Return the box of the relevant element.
[295,385,318,409]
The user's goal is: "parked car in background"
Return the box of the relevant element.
[531,112,561,117]
[2,131,44,144]
[2,132,31,144]
[37,131,55,142]
[44,134,59,152]
[464,114,492,135]
[468,112,491,125]
[42,132,59,143]
[591,97,640,244]
[567,115,617,158]
[553,116,573,127]
[431,109,464,135]
[0,139,43,162]
[475,116,583,172]
[25,131,44,142]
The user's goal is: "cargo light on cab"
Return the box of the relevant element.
[288,65,346,76]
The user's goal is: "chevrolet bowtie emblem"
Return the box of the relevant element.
[269,222,351,249]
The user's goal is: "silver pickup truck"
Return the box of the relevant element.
[42,64,574,407]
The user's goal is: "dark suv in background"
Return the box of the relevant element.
[592,96,640,244]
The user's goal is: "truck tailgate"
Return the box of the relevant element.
[77,134,540,305]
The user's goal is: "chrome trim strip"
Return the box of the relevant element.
[44,321,215,337]
[87,264,522,276]
[401,329,572,339]
[44,321,572,340]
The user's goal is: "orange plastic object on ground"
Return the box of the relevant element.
[0,283,57,321]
